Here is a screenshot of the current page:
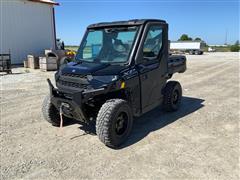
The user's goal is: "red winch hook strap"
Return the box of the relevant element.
[59,104,64,129]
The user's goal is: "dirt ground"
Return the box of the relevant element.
[0,52,239,179]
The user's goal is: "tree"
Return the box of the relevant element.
[195,37,202,41]
[230,40,240,52]
[178,34,192,41]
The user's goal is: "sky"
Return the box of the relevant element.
[54,0,239,45]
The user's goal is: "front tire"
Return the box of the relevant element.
[42,94,61,126]
[163,81,182,112]
[96,99,133,148]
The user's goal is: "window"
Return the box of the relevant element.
[143,26,163,59]
[82,30,103,59]
[76,26,139,64]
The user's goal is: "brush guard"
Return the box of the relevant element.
[47,79,105,122]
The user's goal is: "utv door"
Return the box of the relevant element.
[136,22,168,113]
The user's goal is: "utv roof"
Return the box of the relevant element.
[88,19,167,29]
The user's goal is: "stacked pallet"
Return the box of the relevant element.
[39,56,58,71]
[27,55,39,69]
[25,50,67,71]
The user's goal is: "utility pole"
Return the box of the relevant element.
[224,29,228,45]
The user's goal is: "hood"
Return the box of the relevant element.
[60,61,127,76]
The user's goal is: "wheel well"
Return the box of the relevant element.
[98,89,129,104]
[84,89,130,119]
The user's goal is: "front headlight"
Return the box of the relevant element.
[87,75,118,83]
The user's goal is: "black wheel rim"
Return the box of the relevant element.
[115,112,128,136]
[172,90,179,105]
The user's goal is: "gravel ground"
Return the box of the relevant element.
[0,52,239,179]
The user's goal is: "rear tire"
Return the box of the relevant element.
[163,81,182,112]
[96,99,133,148]
[42,94,61,126]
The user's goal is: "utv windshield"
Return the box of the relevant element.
[75,26,139,64]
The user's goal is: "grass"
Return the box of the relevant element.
[204,45,233,52]
[65,46,79,51]
[210,46,231,52]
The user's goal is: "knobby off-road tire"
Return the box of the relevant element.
[163,81,182,112]
[96,99,133,148]
[42,94,61,126]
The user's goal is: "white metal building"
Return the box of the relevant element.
[0,0,59,64]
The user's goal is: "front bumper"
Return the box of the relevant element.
[47,79,106,122]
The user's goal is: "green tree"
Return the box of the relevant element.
[178,34,192,41]
[195,37,202,41]
[230,40,240,52]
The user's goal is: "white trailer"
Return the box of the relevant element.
[170,41,205,55]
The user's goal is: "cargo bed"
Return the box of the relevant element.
[168,55,186,75]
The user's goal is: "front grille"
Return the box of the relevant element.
[58,79,88,89]
[62,73,86,78]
